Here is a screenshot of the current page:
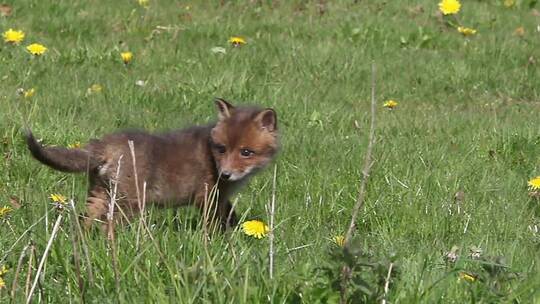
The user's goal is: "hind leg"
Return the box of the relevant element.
[84,189,138,228]
[84,186,109,229]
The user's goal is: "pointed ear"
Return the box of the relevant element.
[255,108,277,132]
[215,98,235,120]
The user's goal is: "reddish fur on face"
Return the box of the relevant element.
[211,100,278,181]
[25,98,278,231]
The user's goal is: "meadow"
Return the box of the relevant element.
[1,0,540,302]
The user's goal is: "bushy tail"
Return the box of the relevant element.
[25,130,98,173]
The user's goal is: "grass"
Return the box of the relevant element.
[1,0,540,302]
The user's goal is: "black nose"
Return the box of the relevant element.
[221,172,231,180]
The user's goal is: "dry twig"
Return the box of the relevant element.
[345,63,377,243]
[340,63,378,304]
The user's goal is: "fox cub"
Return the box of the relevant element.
[26,98,278,230]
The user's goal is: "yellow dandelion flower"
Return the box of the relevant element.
[88,84,103,94]
[0,265,8,276]
[242,220,269,239]
[0,265,7,289]
[121,51,133,64]
[228,36,246,47]
[458,271,477,282]
[0,206,13,218]
[24,88,36,98]
[49,193,67,204]
[26,43,47,56]
[138,0,149,8]
[3,28,25,45]
[504,0,515,7]
[457,27,477,36]
[439,0,461,15]
[333,235,345,247]
[383,100,398,109]
[528,176,540,190]
[67,142,81,149]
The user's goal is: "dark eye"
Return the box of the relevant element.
[240,148,254,157]
[215,144,226,154]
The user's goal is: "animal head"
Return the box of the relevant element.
[210,98,278,181]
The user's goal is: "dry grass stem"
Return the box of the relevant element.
[209,185,220,235]
[136,181,147,250]
[68,200,84,299]
[203,182,209,245]
[69,200,94,285]
[268,164,277,279]
[127,142,167,263]
[226,198,238,231]
[1,213,47,263]
[10,242,31,299]
[285,243,314,254]
[202,182,220,237]
[26,213,63,304]
[381,262,394,304]
[340,265,352,304]
[127,140,143,216]
[24,243,35,299]
[108,155,123,294]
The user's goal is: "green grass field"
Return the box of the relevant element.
[1,0,540,302]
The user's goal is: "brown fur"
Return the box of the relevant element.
[25,98,278,230]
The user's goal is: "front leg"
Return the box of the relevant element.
[218,199,237,230]
[195,189,237,232]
